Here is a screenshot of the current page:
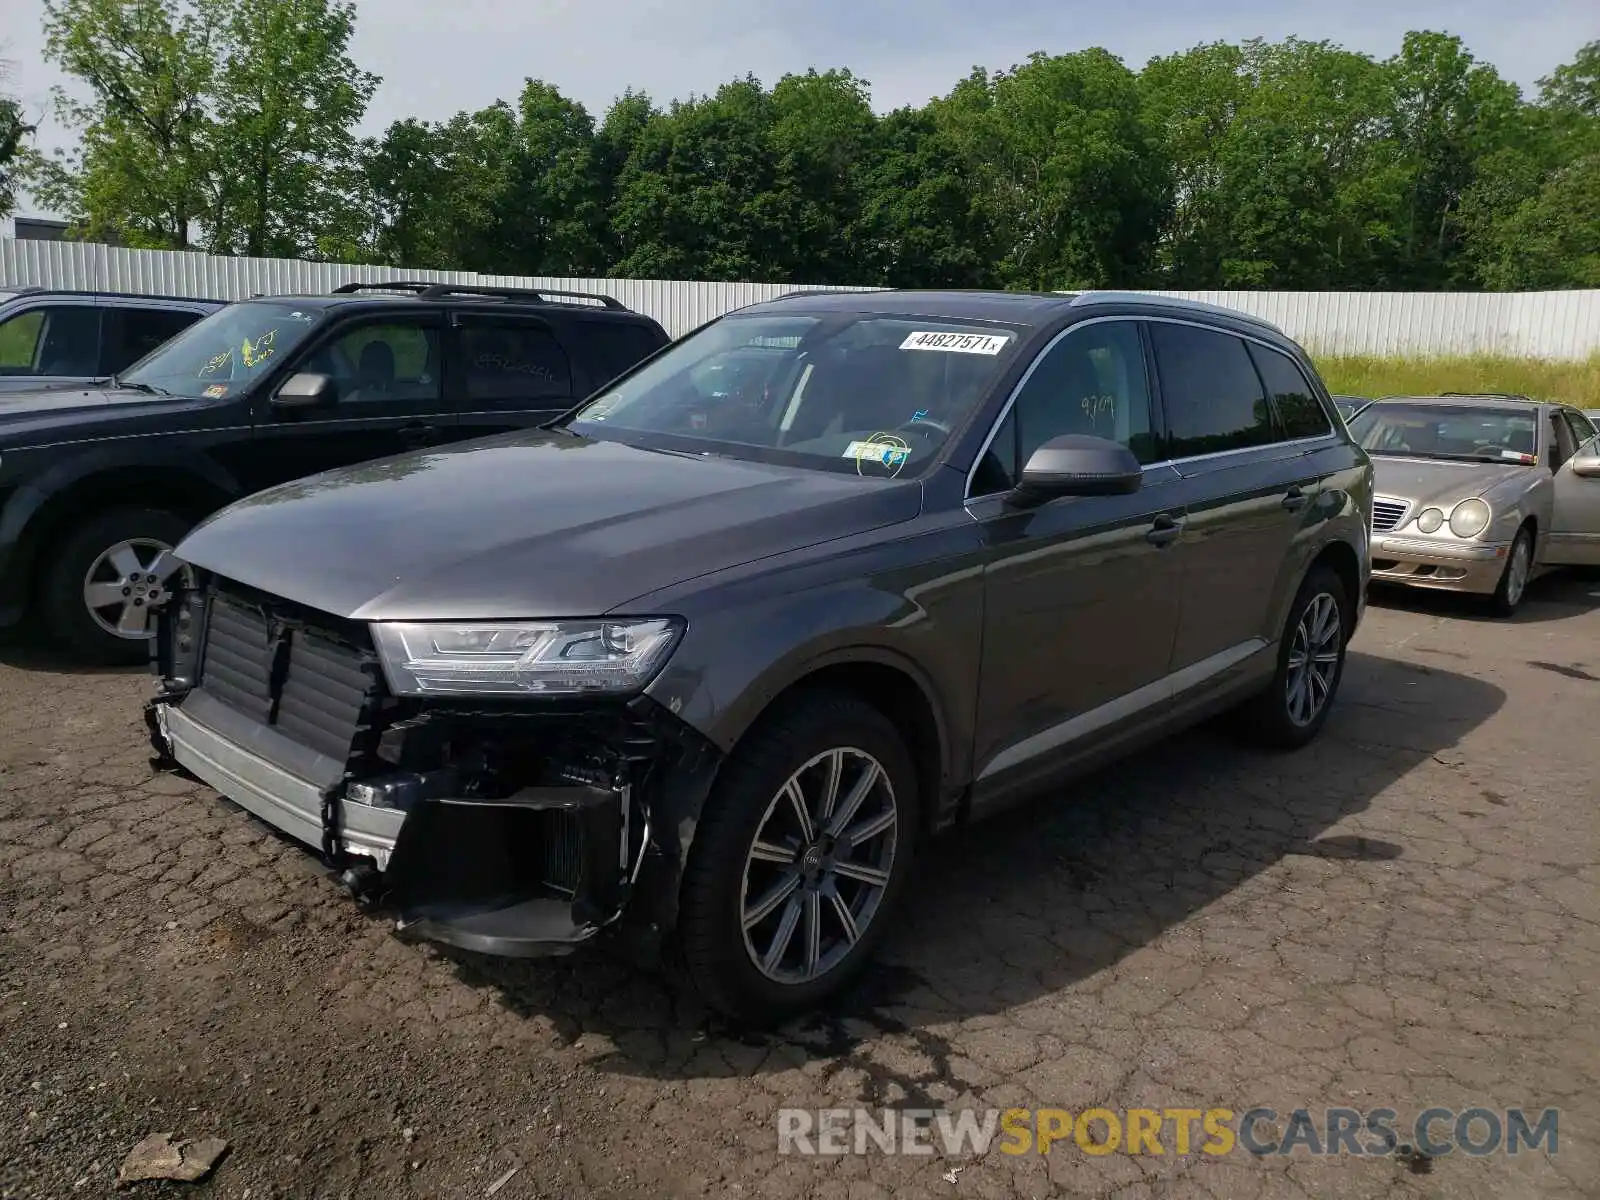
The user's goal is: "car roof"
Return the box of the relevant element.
[238,285,659,326]
[0,286,220,305]
[739,288,1286,335]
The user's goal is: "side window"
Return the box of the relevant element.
[1549,412,1578,470]
[1013,321,1159,469]
[0,307,101,376]
[1562,410,1596,447]
[1150,323,1278,457]
[461,323,572,403]
[971,408,1018,497]
[103,307,205,374]
[1248,342,1331,439]
[303,322,441,405]
[0,309,46,372]
[583,321,667,388]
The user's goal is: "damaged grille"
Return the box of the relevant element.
[198,587,386,763]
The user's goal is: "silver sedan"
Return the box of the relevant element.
[1346,395,1600,615]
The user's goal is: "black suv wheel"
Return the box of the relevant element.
[39,507,194,665]
[676,692,918,1024]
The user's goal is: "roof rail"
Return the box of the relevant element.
[0,284,45,295]
[331,280,433,294]
[1069,290,1283,333]
[415,283,626,310]
[1441,391,1535,402]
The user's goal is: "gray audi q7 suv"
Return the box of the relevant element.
[146,289,1374,1022]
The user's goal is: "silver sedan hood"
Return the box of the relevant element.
[1370,456,1537,507]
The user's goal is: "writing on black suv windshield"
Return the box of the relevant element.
[569,314,1020,475]
[120,302,322,399]
[1347,401,1540,465]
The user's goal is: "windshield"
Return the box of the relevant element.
[120,301,323,398]
[567,313,1021,476]
[1346,401,1541,465]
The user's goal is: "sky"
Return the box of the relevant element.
[3,0,1597,218]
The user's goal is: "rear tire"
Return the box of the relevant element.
[38,507,193,665]
[676,691,918,1025]
[1489,525,1534,618]
[1235,564,1351,750]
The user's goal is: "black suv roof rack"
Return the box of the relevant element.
[331,280,433,295]
[1440,391,1536,402]
[333,280,627,310]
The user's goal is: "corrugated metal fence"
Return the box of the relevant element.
[4,238,1598,359]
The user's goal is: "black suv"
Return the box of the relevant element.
[148,289,1373,1022]
[0,286,221,392]
[0,282,670,661]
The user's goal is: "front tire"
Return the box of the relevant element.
[38,507,193,665]
[1489,526,1534,617]
[1237,564,1351,750]
[676,692,918,1024]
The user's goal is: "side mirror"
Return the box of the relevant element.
[1571,454,1600,479]
[1008,434,1144,506]
[271,372,336,411]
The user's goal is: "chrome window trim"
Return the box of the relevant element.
[962,315,1151,502]
[963,313,1339,502]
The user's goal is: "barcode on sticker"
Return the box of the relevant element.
[900,331,1010,355]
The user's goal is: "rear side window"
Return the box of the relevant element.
[461,322,572,402]
[1149,322,1278,457]
[0,306,101,376]
[102,307,205,374]
[580,320,668,388]
[1248,343,1331,439]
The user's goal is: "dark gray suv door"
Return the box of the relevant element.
[966,318,1185,810]
[1147,320,1332,675]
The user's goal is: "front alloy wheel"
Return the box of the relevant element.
[740,747,899,985]
[82,537,188,640]
[677,692,917,1023]
[1491,527,1533,617]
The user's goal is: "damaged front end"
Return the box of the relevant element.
[146,577,722,961]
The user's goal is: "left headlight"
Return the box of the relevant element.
[372,617,683,696]
[1448,498,1492,539]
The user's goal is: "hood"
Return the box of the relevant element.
[1370,455,1537,509]
[176,431,923,621]
[0,386,192,442]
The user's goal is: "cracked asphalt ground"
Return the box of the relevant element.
[2,576,1598,1200]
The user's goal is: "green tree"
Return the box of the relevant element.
[205,0,378,258]
[1383,31,1522,287]
[935,50,1170,290]
[0,61,33,218]
[611,76,788,280]
[852,106,996,287]
[37,0,221,246]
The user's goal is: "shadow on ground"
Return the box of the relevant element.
[0,622,148,676]
[441,650,1505,1092]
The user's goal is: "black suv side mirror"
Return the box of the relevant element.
[271,372,337,411]
[1008,434,1144,506]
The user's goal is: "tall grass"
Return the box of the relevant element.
[1313,353,1600,407]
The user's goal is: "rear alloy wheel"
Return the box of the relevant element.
[1237,564,1351,750]
[677,692,917,1024]
[1490,527,1534,617]
[39,507,194,665]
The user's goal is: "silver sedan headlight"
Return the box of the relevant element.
[1448,498,1492,539]
[372,617,683,696]
[1415,507,1445,533]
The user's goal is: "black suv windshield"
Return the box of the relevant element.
[1347,401,1541,465]
[120,302,323,398]
[567,313,1020,475]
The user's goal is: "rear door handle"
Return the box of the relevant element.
[1145,514,1183,547]
[1282,487,1309,512]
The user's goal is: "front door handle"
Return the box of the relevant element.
[1145,514,1183,547]
[1282,487,1309,512]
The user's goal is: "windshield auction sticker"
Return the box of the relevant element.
[844,435,912,477]
[900,330,1011,355]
